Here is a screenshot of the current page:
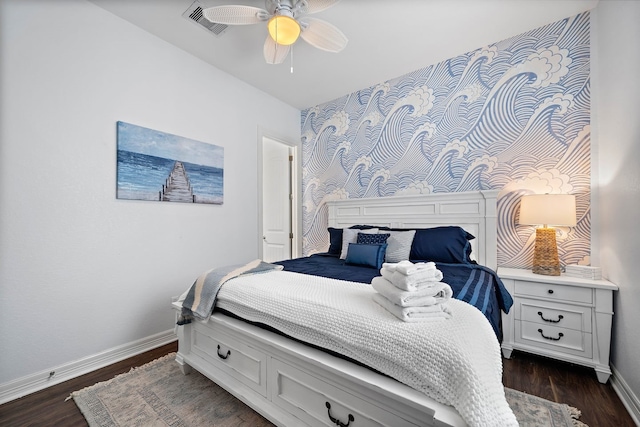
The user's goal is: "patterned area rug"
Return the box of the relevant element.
[505,388,588,427]
[71,353,587,427]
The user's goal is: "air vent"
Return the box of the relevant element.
[182,0,228,37]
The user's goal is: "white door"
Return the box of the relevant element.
[262,137,292,262]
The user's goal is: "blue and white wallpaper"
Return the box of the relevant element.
[301,12,591,269]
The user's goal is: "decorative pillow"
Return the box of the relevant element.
[409,226,475,264]
[345,243,388,269]
[340,228,379,259]
[357,232,390,245]
[327,227,343,255]
[385,230,417,263]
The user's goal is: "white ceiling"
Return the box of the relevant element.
[88,0,598,110]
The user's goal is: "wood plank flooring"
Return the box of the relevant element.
[0,342,178,427]
[0,341,635,426]
[502,350,636,427]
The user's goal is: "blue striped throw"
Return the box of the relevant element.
[178,259,283,324]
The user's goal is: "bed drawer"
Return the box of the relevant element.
[514,280,592,304]
[270,358,420,427]
[515,298,591,333]
[515,320,593,358]
[191,322,267,397]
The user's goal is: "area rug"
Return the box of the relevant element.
[70,353,587,427]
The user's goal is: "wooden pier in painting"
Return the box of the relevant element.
[160,161,194,202]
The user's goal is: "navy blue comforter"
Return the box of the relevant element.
[275,253,512,340]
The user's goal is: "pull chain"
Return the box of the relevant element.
[290,45,294,74]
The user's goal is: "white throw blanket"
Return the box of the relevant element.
[215,270,517,427]
[371,276,453,307]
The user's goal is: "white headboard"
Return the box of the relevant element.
[326,190,499,270]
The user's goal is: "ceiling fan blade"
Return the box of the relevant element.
[300,17,347,52]
[203,5,269,25]
[264,36,290,64]
[297,0,341,15]
[264,0,279,15]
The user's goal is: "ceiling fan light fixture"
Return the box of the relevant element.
[267,15,300,46]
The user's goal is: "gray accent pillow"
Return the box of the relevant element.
[385,230,417,263]
[340,228,379,259]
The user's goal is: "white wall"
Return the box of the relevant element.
[592,0,640,421]
[0,0,299,391]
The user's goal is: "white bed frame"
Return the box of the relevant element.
[173,190,499,427]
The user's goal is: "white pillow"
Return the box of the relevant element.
[385,230,417,263]
[340,228,379,259]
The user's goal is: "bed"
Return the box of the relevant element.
[172,190,517,427]
[274,255,510,340]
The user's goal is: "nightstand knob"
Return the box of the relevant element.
[547,289,554,294]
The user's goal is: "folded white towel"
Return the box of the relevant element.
[381,262,399,272]
[398,260,437,276]
[380,267,395,282]
[382,260,436,275]
[380,267,444,291]
[371,276,453,307]
[373,293,452,322]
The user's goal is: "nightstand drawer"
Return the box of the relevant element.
[517,298,591,332]
[514,281,592,304]
[516,321,593,358]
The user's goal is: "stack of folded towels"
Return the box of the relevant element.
[372,260,453,322]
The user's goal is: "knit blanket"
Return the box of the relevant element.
[215,270,518,427]
[177,259,283,324]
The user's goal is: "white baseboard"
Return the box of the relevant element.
[0,329,176,405]
[611,363,640,426]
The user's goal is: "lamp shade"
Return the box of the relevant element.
[267,15,300,46]
[519,194,576,227]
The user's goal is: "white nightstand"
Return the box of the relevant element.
[498,267,618,383]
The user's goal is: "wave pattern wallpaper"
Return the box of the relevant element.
[300,12,591,269]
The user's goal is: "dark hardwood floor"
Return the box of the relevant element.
[0,342,178,427]
[502,350,636,427]
[0,341,635,426]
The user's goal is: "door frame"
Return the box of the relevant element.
[257,128,301,260]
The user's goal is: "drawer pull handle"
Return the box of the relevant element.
[547,289,554,294]
[538,329,564,341]
[216,344,230,360]
[538,311,564,323]
[325,402,354,427]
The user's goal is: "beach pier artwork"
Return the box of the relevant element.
[161,161,193,202]
[116,121,224,204]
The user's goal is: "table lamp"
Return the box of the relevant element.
[519,194,576,276]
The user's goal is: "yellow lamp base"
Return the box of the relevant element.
[532,227,561,276]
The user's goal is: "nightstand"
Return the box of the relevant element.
[498,267,618,383]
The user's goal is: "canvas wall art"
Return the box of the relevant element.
[116,121,224,204]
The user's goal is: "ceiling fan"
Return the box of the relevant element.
[203,0,348,64]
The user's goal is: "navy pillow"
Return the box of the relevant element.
[345,243,388,269]
[357,232,390,245]
[327,226,386,255]
[409,226,475,264]
[327,227,343,255]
